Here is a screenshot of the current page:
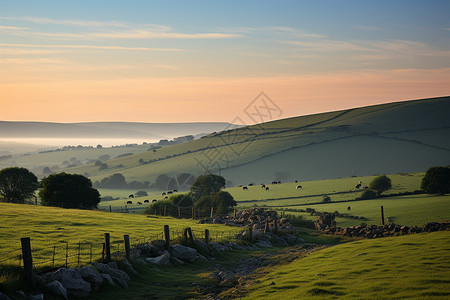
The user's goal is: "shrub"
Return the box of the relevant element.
[322,195,331,203]
[360,189,378,200]
[369,175,392,196]
[421,166,450,195]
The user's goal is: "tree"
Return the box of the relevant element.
[0,167,38,203]
[421,166,450,195]
[96,173,127,188]
[369,175,392,196]
[190,174,225,199]
[39,173,100,209]
[135,190,148,197]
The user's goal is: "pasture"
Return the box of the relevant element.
[0,203,242,269]
[240,231,450,299]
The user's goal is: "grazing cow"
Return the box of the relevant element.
[347,206,351,211]
[261,184,266,189]
[355,183,362,189]
[278,181,281,184]
[294,180,298,183]
[363,186,368,190]
[296,185,302,189]
[164,196,168,200]
[265,187,270,191]
[152,199,157,203]
[243,186,248,190]
[162,192,166,196]
[173,189,178,192]
[248,183,254,186]
[126,201,133,205]
[128,194,134,198]
[271,181,277,184]
[167,191,173,195]
[144,200,149,203]
[137,202,142,205]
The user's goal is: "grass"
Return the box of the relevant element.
[240,231,450,299]
[0,203,242,270]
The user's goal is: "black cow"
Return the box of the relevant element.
[164,196,168,200]
[265,187,270,191]
[355,183,362,189]
[152,199,157,203]
[144,200,149,203]
[167,191,173,195]
[126,201,133,204]
[162,192,166,196]
[243,186,248,190]
[261,184,266,188]
[137,202,142,205]
[173,189,178,192]
[347,206,351,211]
[128,194,134,198]
[296,185,302,189]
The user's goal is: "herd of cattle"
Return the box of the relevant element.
[123,180,367,205]
[238,180,303,191]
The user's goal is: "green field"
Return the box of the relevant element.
[240,231,450,299]
[0,203,242,269]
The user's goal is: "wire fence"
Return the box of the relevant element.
[0,226,238,277]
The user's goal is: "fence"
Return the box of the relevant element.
[1,225,238,288]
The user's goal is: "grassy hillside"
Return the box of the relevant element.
[58,96,450,186]
[240,231,450,299]
[0,203,242,269]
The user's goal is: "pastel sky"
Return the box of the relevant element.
[1,0,449,124]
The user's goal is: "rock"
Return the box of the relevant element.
[211,243,230,253]
[145,250,171,266]
[94,263,131,284]
[121,258,139,276]
[77,265,103,291]
[107,261,118,269]
[0,292,12,300]
[101,273,116,286]
[50,268,91,297]
[255,240,273,248]
[46,280,68,300]
[29,294,44,300]
[171,244,198,263]
[149,239,166,250]
[170,256,185,265]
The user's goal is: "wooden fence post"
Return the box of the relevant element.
[187,227,194,245]
[124,235,131,261]
[164,205,167,217]
[20,237,35,288]
[210,207,214,218]
[248,227,253,242]
[164,225,170,250]
[273,217,278,233]
[109,205,112,212]
[205,229,210,246]
[192,207,195,219]
[381,206,385,225]
[178,207,181,218]
[234,208,236,218]
[264,220,269,233]
[104,233,111,262]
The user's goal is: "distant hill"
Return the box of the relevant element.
[0,121,235,139]
[4,96,450,186]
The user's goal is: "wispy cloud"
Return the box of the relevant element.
[0,43,181,51]
[0,16,129,28]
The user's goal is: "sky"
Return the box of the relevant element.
[1,0,449,125]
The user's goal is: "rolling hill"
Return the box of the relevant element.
[4,96,450,187]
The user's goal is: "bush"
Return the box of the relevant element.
[360,189,378,200]
[421,166,450,195]
[322,195,331,203]
[369,175,392,196]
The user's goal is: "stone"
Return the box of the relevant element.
[29,295,44,300]
[46,280,68,300]
[121,258,139,276]
[77,265,103,291]
[171,244,198,263]
[0,292,12,300]
[107,261,118,269]
[94,263,131,283]
[100,273,116,286]
[50,268,91,297]
[145,250,171,266]
[255,240,273,248]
